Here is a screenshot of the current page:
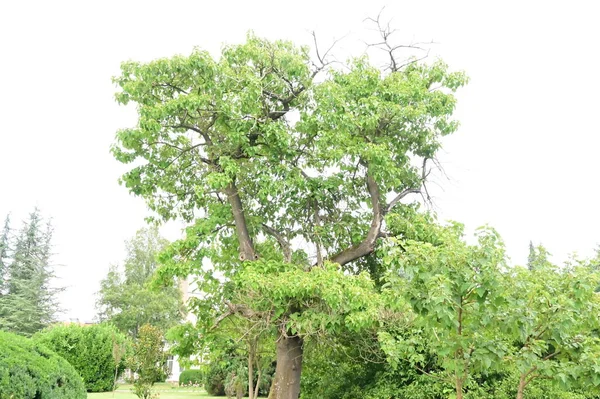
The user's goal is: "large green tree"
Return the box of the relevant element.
[97,227,183,337]
[0,209,62,336]
[112,29,466,399]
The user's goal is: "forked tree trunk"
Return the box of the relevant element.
[268,336,303,399]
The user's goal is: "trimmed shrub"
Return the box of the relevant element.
[179,369,203,387]
[33,323,129,392]
[0,330,86,399]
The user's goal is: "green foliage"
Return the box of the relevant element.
[381,221,507,396]
[224,362,247,399]
[380,213,600,398]
[503,259,600,395]
[0,330,86,399]
[112,30,466,397]
[33,323,129,392]
[0,209,63,336]
[233,260,381,336]
[178,369,202,386]
[165,322,203,368]
[97,227,183,337]
[128,324,169,399]
[204,361,227,396]
[300,336,446,399]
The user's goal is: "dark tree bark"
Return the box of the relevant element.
[268,336,303,399]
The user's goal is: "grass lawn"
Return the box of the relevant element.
[87,383,265,399]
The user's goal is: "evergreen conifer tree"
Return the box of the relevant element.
[0,209,62,336]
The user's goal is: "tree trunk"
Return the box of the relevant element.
[516,374,527,399]
[268,336,303,399]
[248,345,255,399]
[254,350,262,399]
[455,378,463,399]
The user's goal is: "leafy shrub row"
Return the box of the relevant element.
[33,323,129,392]
[0,330,86,399]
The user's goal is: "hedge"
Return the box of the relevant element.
[33,323,129,392]
[0,330,86,399]
[179,369,203,386]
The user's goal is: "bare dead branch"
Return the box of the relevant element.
[364,9,432,72]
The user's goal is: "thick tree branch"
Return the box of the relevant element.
[330,173,383,267]
[154,82,189,95]
[224,183,256,261]
[175,122,214,145]
[262,224,292,262]
[542,350,560,361]
[212,301,261,331]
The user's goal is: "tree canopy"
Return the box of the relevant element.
[112,30,467,399]
[96,227,183,337]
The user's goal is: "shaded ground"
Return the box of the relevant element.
[87,383,265,399]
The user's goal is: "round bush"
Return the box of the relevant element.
[179,369,203,386]
[0,330,86,399]
[33,323,129,392]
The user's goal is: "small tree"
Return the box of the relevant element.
[380,220,508,399]
[97,227,183,338]
[112,331,128,396]
[504,261,600,399]
[128,324,169,399]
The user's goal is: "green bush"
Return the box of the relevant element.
[179,369,203,386]
[204,362,227,396]
[33,323,129,392]
[128,324,169,399]
[0,330,86,399]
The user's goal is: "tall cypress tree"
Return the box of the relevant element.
[0,215,10,296]
[0,209,62,336]
[526,241,552,272]
[527,240,536,271]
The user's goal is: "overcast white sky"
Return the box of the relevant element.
[1,0,599,321]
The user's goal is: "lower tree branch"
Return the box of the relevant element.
[330,173,383,267]
[262,224,292,262]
